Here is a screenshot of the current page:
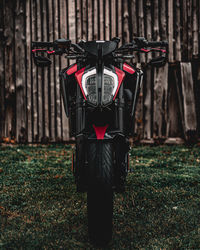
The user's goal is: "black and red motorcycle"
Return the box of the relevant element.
[32,37,168,245]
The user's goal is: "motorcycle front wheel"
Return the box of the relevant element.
[87,141,113,246]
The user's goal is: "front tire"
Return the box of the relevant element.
[87,141,113,245]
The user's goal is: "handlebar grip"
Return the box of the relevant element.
[32,41,54,48]
[147,41,168,47]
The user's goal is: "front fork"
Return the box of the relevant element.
[73,133,129,193]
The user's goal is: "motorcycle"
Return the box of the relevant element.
[32,37,168,245]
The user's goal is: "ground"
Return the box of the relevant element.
[0,144,200,249]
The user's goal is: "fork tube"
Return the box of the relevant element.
[118,62,124,133]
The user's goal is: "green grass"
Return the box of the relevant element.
[0,144,200,249]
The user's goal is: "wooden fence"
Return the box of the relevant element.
[0,0,199,143]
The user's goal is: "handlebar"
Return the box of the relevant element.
[32,41,55,48]
[32,37,168,66]
[146,41,168,47]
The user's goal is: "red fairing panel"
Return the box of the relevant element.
[93,125,108,140]
[123,63,135,74]
[75,67,87,100]
[66,64,78,75]
[113,67,125,100]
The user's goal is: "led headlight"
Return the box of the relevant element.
[82,68,97,105]
[102,68,118,105]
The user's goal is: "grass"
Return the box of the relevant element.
[0,144,200,249]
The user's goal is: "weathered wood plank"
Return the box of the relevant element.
[192,62,200,137]
[48,0,55,141]
[117,0,122,45]
[192,0,199,58]
[93,0,98,40]
[0,0,5,140]
[181,0,188,61]
[153,63,168,138]
[111,0,116,38]
[82,0,87,41]
[15,0,26,142]
[76,0,82,42]
[168,0,174,62]
[54,0,61,141]
[138,0,145,62]
[26,0,32,143]
[60,0,69,141]
[167,64,183,137]
[36,0,43,142]
[187,0,192,61]
[87,0,93,41]
[143,66,152,139]
[180,62,197,139]
[4,0,15,139]
[105,0,109,40]
[134,63,143,139]
[145,0,152,62]
[160,0,167,40]
[123,0,129,43]
[42,0,49,142]
[174,0,181,61]
[99,0,104,40]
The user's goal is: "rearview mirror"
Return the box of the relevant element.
[149,56,166,67]
[34,56,52,67]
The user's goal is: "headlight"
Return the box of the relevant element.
[102,68,118,105]
[82,68,97,105]
[80,66,123,106]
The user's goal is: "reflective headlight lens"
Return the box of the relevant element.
[82,68,97,105]
[85,75,97,104]
[102,68,118,105]
[102,75,115,104]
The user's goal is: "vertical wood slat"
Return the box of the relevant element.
[37,1,43,141]
[111,0,116,38]
[117,0,122,45]
[187,0,193,61]
[99,0,104,40]
[192,0,199,58]
[180,63,197,137]
[87,0,92,41]
[105,0,109,40]
[82,0,87,41]
[134,63,143,139]
[143,0,152,139]
[138,0,145,62]
[60,0,69,141]
[15,0,26,142]
[168,0,174,62]
[181,0,188,61]
[175,0,181,61]
[123,0,129,43]
[93,0,98,40]
[76,0,82,42]
[48,0,55,141]
[0,0,5,139]
[143,66,152,139]
[167,65,183,137]
[153,64,168,138]
[42,0,49,141]
[54,0,61,141]
[31,0,38,142]
[26,0,32,142]
[4,1,15,139]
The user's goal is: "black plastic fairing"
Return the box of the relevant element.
[81,41,117,57]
